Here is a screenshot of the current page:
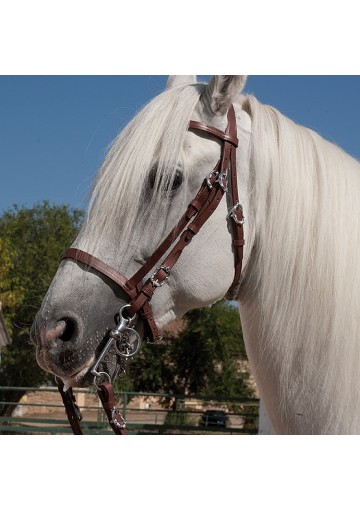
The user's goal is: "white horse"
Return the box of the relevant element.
[32,75,360,434]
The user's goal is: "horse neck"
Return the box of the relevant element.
[238,100,360,434]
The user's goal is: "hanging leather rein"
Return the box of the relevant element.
[57,105,245,434]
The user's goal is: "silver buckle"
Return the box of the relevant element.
[206,170,218,190]
[110,407,126,429]
[207,170,228,192]
[150,265,171,288]
[227,203,245,225]
[216,171,228,193]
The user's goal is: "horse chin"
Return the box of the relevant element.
[60,364,94,391]
[60,343,126,391]
[52,352,123,392]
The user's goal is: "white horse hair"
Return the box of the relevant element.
[34,76,360,434]
[85,82,204,256]
[239,92,360,434]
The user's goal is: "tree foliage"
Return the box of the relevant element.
[0,236,23,332]
[0,202,84,394]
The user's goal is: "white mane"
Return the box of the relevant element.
[240,94,360,433]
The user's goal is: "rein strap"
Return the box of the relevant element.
[57,378,127,435]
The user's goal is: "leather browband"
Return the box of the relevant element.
[188,120,239,147]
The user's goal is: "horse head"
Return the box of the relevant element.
[31,75,252,391]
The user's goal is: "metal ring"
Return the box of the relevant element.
[114,330,142,358]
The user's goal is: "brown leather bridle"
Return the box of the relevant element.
[56,104,245,434]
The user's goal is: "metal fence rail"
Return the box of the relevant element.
[0,386,259,435]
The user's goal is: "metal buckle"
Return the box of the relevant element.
[216,171,228,192]
[110,407,126,429]
[207,169,229,191]
[146,333,163,344]
[227,203,245,225]
[150,265,171,288]
[206,170,218,190]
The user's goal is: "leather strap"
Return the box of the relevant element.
[57,378,83,435]
[62,248,132,296]
[97,381,128,435]
[224,106,245,299]
[189,121,239,147]
[57,377,128,435]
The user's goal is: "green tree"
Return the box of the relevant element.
[0,202,84,414]
[0,236,23,334]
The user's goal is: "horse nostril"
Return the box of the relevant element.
[58,318,77,342]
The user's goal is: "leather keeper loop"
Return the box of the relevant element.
[188,223,200,235]
[189,199,202,213]
[233,239,245,247]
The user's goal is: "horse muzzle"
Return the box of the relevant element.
[32,312,94,381]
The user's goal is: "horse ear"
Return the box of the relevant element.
[166,75,197,89]
[203,75,247,115]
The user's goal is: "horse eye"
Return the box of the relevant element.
[148,167,183,194]
[149,167,156,189]
[171,170,183,191]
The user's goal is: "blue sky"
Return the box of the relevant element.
[0,75,359,214]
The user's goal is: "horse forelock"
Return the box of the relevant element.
[80,83,206,255]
